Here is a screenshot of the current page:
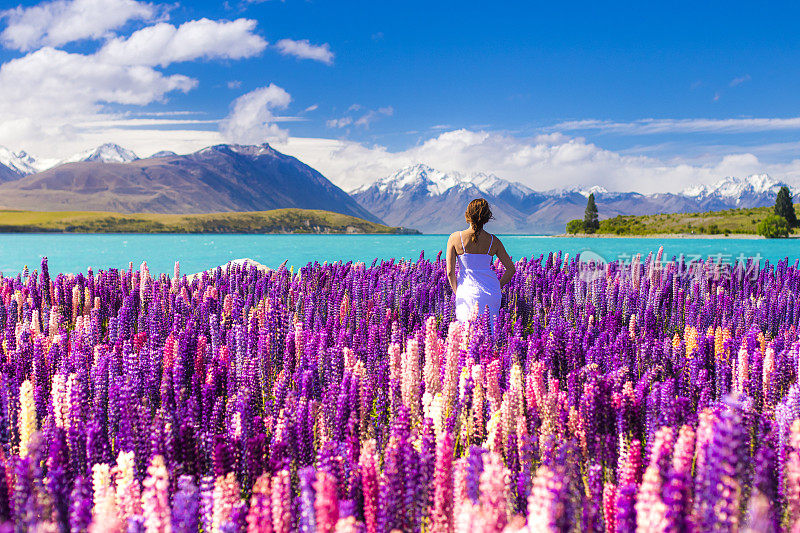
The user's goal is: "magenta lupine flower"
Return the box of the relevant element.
[431,431,454,533]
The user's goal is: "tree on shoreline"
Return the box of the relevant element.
[584,193,599,233]
[774,186,797,227]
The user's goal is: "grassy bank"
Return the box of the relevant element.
[567,204,799,236]
[0,209,419,234]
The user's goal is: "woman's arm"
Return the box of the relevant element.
[445,234,458,293]
[494,238,516,286]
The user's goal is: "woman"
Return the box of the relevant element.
[446,198,516,323]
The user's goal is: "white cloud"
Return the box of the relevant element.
[554,117,800,135]
[1,0,158,51]
[0,8,276,157]
[304,104,318,112]
[326,117,352,128]
[0,47,195,126]
[219,84,292,144]
[730,74,751,87]
[269,129,800,194]
[275,38,334,64]
[97,18,267,67]
[228,80,242,89]
[354,106,393,128]
[327,106,393,130]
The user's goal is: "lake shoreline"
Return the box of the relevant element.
[552,233,767,240]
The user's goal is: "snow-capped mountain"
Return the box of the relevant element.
[63,143,139,164]
[0,146,40,177]
[352,164,795,234]
[0,143,380,222]
[680,174,788,204]
[352,164,532,198]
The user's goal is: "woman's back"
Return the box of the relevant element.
[454,229,500,322]
[445,198,516,324]
[455,227,495,255]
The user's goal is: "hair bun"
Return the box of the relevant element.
[465,198,493,243]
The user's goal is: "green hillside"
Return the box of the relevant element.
[568,204,800,236]
[0,209,419,234]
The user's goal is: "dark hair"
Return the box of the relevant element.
[465,198,493,243]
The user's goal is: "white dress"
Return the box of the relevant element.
[455,231,501,323]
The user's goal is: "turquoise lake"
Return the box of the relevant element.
[0,233,797,275]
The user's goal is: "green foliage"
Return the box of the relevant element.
[594,203,800,236]
[584,193,599,234]
[757,214,790,238]
[566,219,584,234]
[775,186,798,227]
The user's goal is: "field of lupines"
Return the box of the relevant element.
[0,248,799,532]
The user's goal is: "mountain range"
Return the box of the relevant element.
[0,144,792,234]
[0,143,378,223]
[351,164,792,233]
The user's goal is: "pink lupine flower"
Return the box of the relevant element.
[619,440,642,487]
[91,463,121,532]
[635,426,674,532]
[671,425,696,477]
[526,465,565,532]
[452,459,469,512]
[734,345,749,395]
[212,472,240,533]
[388,342,402,383]
[603,482,617,533]
[359,440,379,533]
[424,315,443,395]
[786,419,800,526]
[486,359,501,414]
[246,474,273,533]
[442,322,462,412]
[470,364,485,442]
[478,452,509,532]
[431,431,454,533]
[334,516,359,533]
[315,470,339,533]
[112,450,142,522]
[401,338,421,419]
[693,409,717,478]
[271,468,292,533]
[141,455,171,533]
[763,346,775,406]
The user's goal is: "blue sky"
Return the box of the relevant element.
[1,0,800,192]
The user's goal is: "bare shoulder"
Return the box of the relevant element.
[491,234,504,250]
[492,234,508,255]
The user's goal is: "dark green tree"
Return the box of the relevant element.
[774,186,797,227]
[584,193,599,233]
